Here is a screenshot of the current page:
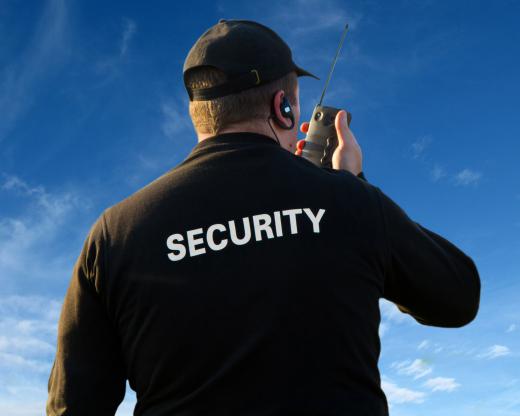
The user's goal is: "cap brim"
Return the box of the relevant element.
[295,64,320,80]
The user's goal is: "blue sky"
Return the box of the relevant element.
[0,0,519,414]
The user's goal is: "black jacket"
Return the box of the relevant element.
[47,132,481,416]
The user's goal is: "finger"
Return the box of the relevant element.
[300,122,310,133]
[334,110,349,148]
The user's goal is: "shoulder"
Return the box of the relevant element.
[101,170,175,234]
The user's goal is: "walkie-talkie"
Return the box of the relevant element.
[301,24,352,168]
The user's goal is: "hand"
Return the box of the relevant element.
[295,110,363,175]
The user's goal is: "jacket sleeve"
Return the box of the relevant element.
[46,212,126,416]
[375,187,481,328]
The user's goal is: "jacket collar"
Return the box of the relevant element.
[191,132,280,152]
[183,132,282,162]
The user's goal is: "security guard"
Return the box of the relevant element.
[47,19,481,416]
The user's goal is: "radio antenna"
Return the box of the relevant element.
[318,23,349,106]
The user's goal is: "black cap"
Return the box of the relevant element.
[183,19,319,101]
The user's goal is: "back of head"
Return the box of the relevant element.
[185,68,297,135]
[183,19,318,136]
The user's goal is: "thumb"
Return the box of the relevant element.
[335,110,349,148]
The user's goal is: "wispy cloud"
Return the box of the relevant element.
[506,324,517,333]
[118,93,194,188]
[410,135,432,160]
[270,0,363,107]
[407,138,483,187]
[280,0,362,37]
[422,376,460,392]
[161,99,194,140]
[95,17,137,79]
[0,0,68,142]
[270,0,363,38]
[378,299,414,338]
[477,344,511,359]
[0,399,48,416]
[453,168,482,187]
[0,336,54,355]
[405,123,487,189]
[391,358,433,379]
[415,340,444,353]
[215,0,363,84]
[0,352,50,373]
[381,377,426,405]
[430,164,447,182]
[0,295,61,411]
[379,299,411,324]
[418,339,430,350]
[1,174,82,216]
[120,18,136,57]
[444,344,477,357]
[0,174,90,290]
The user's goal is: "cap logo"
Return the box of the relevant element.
[250,69,260,85]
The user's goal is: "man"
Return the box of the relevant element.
[47,19,481,416]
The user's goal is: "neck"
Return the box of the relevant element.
[196,121,279,144]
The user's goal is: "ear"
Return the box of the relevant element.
[272,90,292,129]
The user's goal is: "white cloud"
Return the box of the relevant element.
[0,296,60,358]
[121,94,193,187]
[379,299,410,324]
[431,164,447,182]
[0,0,68,143]
[0,295,61,411]
[381,378,426,405]
[0,399,48,416]
[289,4,359,36]
[477,344,511,359]
[271,0,363,37]
[0,352,50,373]
[427,342,444,354]
[378,299,415,337]
[410,135,432,159]
[0,175,91,290]
[1,174,81,218]
[224,0,363,78]
[95,17,137,78]
[0,336,54,355]
[418,340,430,350]
[453,168,482,187]
[161,100,193,140]
[0,295,61,321]
[120,18,136,57]
[462,381,520,415]
[506,324,516,333]
[391,358,433,379]
[423,376,460,392]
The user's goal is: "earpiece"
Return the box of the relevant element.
[271,93,294,130]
